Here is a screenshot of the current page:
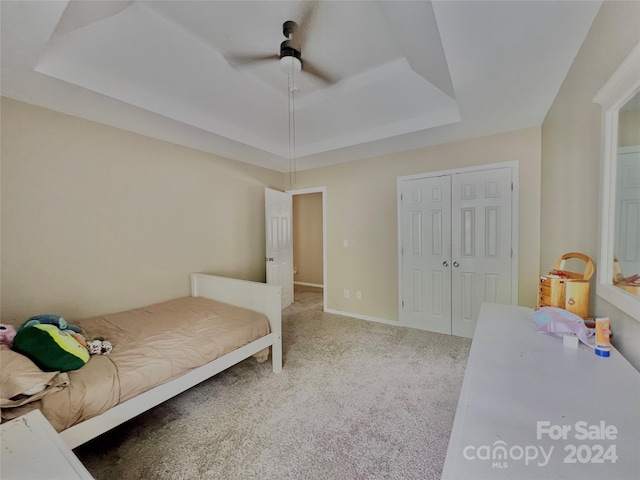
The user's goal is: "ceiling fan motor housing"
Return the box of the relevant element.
[280,40,301,61]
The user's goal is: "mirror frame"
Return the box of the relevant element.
[593,42,640,321]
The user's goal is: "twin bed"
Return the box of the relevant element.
[1,273,282,449]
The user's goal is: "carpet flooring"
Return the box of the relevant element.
[75,286,471,479]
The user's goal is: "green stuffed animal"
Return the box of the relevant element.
[12,314,89,372]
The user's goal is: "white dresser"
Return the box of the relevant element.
[442,302,640,480]
[1,409,94,479]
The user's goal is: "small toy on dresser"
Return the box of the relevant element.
[0,324,17,346]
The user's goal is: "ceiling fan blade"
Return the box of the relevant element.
[302,59,338,85]
[296,0,320,50]
[225,53,279,67]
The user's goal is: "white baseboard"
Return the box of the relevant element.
[294,281,324,288]
[323,307,400,327]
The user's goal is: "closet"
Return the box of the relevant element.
[398,165,516,338]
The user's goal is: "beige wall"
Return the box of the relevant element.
[541,0,640,370]
[291,127,541,321]
[292,192,323,285]
[1,97,283,323]
[8,3,636,368]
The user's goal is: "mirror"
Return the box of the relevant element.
[594,42,640,320]
[614,92,640,298]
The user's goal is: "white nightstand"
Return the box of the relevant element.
[1,409,94,479]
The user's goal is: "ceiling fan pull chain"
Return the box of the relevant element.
[292,68,297,186]
[288,70,297,186]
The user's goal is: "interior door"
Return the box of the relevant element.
[265,188,293,309]
[400,176,452,333]
[450,168,512,337]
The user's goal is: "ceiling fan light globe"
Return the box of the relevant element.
[280,56,302,76]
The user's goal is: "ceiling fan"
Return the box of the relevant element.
[225,4,337,84]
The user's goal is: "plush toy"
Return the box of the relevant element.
[12,315,89,371]
[22,314,82,333]
[87,338,113,355]
[0,324,17,346]
[20,313,87,346]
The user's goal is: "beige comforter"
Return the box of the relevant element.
[1,296,270,432]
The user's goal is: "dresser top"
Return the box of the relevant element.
[442,302,640,479]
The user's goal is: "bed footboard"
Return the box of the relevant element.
[190,273,282,373]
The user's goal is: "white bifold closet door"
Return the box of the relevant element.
[400,167,513,338]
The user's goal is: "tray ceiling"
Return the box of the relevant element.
[1,1,602,172]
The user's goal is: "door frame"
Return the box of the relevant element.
[397,160,520,325]
[287,186,327,311]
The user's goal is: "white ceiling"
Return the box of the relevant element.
[1,1,602,172]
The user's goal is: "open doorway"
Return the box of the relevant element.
[288,187,326,310]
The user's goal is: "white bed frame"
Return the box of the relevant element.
[60,273,282,449]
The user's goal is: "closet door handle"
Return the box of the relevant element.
[443,261,449,267]
[453,261,460,267]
